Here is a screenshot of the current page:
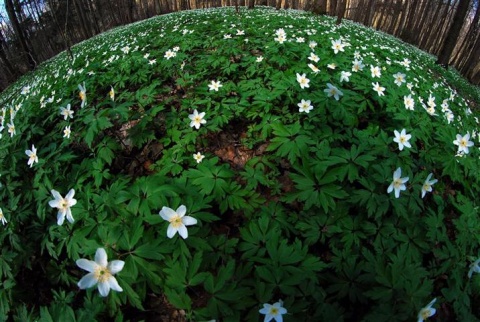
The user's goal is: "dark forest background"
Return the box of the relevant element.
[0,0,479,92]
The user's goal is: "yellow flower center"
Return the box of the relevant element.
[194,116,202,123]
[270,307,279,315]
[94,266,112,283]
[60,199,69,211]
[169,215,183,228]
[393,178,403,188]
[460,139,467,147]
[420,308,432,319]
[79,92,86,101]
[423,183,431,191]
[400,137,406,143]
[330,89,337,95]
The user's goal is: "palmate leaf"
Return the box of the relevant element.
[266,121,315,163]
[185,157,234,197]
[284,160,348,213]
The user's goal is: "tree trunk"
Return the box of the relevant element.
[248,0,255,9]
[276,0,282,10]
[436,0,471,66]
[329,0,338,15]
[463,36,480,81]
[311,0,327,14]
[400,0,417,42]
[413,0,435,45]
[73,0,91,38]
[0,32,17,78]
[363,0,376,26]
[5,0,37,69]
[452,1,479,65]
[419,0,443,49]
[432,0,454,54]
[336,0,346,24]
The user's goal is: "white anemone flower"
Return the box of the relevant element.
[78,82,87,108]
[297,99,313,113]
[331,39,345,54]
[453,133,474,154]
[76,248,124,297]
[0,208,7,226]
[259,301,288,322]
[324,83,343,101]
[387,167,409,198]
[296,73,310,89]
[64,125,71,138]
[25,144,39,167]
[421,173,438,198]
[393,129,412,151]
[208,80,223,91]
[189,109,207,130]
[193,152,205,163]
[60,104,74,120]
[159,205,197,239]
[468,258,480,279]
[48,189,77,225]
[109,86,115,101]
[417,298,437,322]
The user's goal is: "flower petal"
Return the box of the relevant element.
[51,189,62,200]
[387,183,394,193]
[176,205,187,217]
[66,208,74,223]
[178,225,188,239]
[77,272,98,289]
[167,224,177,238]
[95,248,108,267]
[108,260,125,274]
[97,281,110,297]
[76,259,97,272]
[108,276,123,292]
[66,189,75,200]
[182,216,197,226]
[69,198,77,207]
[160,207,176,220]
[49,200,60,208]
[57,211,66,225]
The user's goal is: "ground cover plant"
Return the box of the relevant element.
[0,6,480,322]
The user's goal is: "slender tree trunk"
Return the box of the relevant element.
[248,0,255,9]
[419,0,443,48]
[413,0,435,45]
[363,0,376,26]
[436,0,471,66]
[329,0,338,15]
[0,32,17,78]
[73,0,91,38]
[312,0,327,14]
[432,1,455,54]
[5,0,37,69]
[462,35,480,80]
[452,1,479,64]
[400,0,417,42]
[336,0,346,24]
[276,0,282,10]
[354,0,365,21]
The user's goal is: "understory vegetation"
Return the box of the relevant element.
[0,6,479,322]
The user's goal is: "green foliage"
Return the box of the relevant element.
[0,5,479,322]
